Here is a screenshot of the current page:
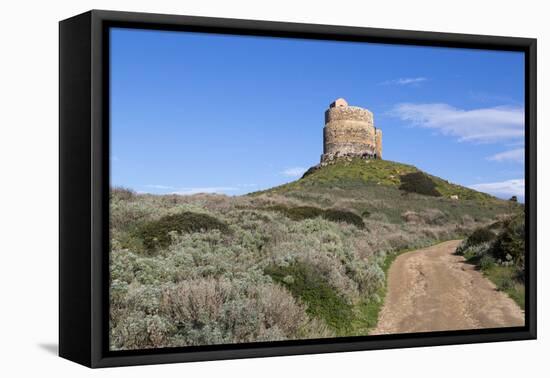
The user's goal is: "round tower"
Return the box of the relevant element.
[321,98,381,162]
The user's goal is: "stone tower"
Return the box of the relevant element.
[321,98,382,163]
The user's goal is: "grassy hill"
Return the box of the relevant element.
[109,157,521,350]
[253,158,516,225]
[261,158,494,200]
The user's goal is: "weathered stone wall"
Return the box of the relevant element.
[375,129,382,159]
[321,99,382,162]
[324,105,374,124]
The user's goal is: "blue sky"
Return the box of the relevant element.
[110,28,525,200]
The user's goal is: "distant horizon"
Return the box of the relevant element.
[110,28,526,202]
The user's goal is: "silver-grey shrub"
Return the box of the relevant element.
[110,191,485,350]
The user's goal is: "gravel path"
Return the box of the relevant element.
[371,240,524,335]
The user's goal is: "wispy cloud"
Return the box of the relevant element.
[469,91,521,105]
[145,184,177,190]
[381,77,427,86]
[469,178,524,198]
[143,184,238,195]
[487,148,524,163]
[170,187,239,195]
[391,103,524,143]
[281,167,307,178]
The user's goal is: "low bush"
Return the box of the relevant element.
[422,209,447,225]
[322,209,365,228]
[265,262,353,332]
[479,255,496,270]
[110,312,175,350]
[278,206,324,221]
[401,211,422,224]
[399,172,441,197]
[457,241,491,261]
[265,205,364,229]
[491,213,525,269]
[110,277,333,350]
[455,226,496,256]
[454,215,525,309]
[401,209,448,226]
[468,227,496,245]
[135,211,229,252]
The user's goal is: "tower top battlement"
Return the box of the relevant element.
[330,98,348,108]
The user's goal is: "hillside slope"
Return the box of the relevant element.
[253,158,516,225]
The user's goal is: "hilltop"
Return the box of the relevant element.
[263,158,492,200]
[253,158,516,225]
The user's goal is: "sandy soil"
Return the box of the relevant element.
[371,240,524,335]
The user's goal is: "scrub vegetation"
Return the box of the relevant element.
[110,159,520,350]
[455,210,525,309]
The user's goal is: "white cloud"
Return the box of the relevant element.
[391,103,524,143]
[281,167,307,177]
[488,148,524,163]
[170,187,239,195]
[469,179,524,198]
[382,77,427,86]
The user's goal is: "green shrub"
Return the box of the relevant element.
[135,211,229,252]
[491,213,525,269]
[265,205,364,228]
[455,226,496,256]
[456,242,489,261]
[468,227,496,245]
[265,262,353,332]
[399,172,441,197]
[322,209,365,228]
[454,241,468,256]
[282,206,324,221]
[479,255,496,270]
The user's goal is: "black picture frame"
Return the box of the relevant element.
[59,9,537,368]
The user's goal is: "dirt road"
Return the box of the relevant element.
[371,240,524,334]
